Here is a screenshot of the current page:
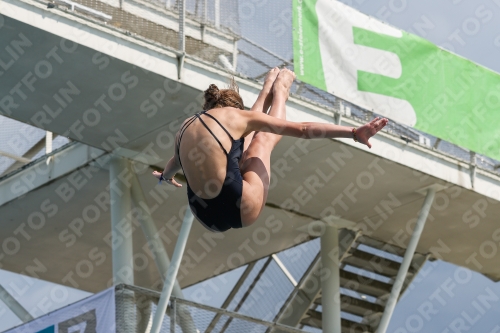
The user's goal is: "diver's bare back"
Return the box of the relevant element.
[177,107,243,199]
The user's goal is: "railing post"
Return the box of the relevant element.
[170,297,177,333]
[45,131,53,164]
[203,0,208,23]
[232,40,238,70]
[177,0,186,80]
[470,152,477,189]
[179,0,185,52]
[214,0,220,28]
[45,131,52,154]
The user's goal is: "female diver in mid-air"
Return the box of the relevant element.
[153,68,388,232]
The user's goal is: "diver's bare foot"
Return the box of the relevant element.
[255,67,280,113]
[263,67,280,92]
[273,68,296,98]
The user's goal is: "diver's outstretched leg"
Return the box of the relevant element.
[239,69,296,226]
[242,67,280,154]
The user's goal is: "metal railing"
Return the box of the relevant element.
[117,284,308,333]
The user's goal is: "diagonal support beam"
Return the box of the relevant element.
[0,285,33,323]
[399,253,430,300]
[0,150,31,163]
[150,207,195,333]
[377,187,436,333]
[272,254,297,286]
[129,168,184,295]
[129,167,197,333]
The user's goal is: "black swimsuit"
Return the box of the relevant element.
[176,111,244,232]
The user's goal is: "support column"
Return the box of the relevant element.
[320,225,341,333]
[377,188,436,333]
[109,157,134,285]
[0,285,33,323]
[151,208,195,333]
[109,157,135,333]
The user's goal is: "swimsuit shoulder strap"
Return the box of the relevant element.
[176,115,198,168]
[201,111,235,141]
[197,113,229,155]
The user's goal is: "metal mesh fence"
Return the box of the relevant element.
[114,239,328,332]
[185,0,240,34]
[225,257,267,312]
[117,284,308,333]
[238,260,295,322]
[47,0,240,64]
[59,0,184,50]
[276,238,320,283]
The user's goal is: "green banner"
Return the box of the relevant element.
[293,0,500,161]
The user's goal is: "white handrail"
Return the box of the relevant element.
[53,0,112,21]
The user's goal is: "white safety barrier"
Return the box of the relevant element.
[4,287,116,333]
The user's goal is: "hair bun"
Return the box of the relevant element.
[203,81,244,110]
[204,84,221,106]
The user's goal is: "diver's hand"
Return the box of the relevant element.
[355,117,389,149]
[152,171,182,188]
